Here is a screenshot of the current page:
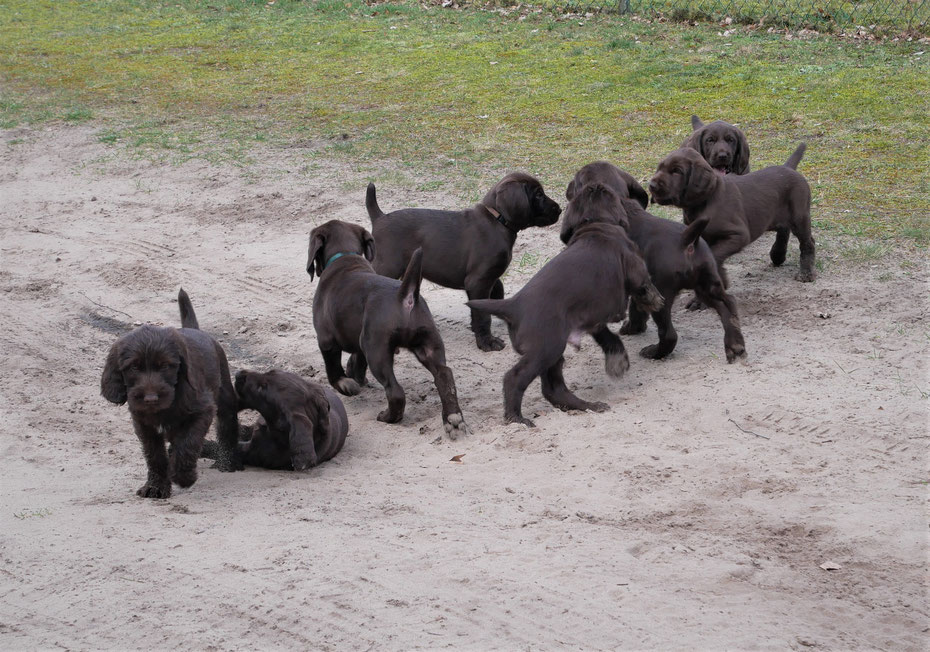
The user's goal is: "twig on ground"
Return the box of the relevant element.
[80,292,134,319]
[728,418,770,440]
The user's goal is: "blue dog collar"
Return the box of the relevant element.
[325,252,359,269]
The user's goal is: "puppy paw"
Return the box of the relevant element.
[334,377,361,396]
[640,344,670,360]
[443,412,468,439]
[619,320,646,336]
[726,344,748,363]
[477,335,505,352]
[505,415,535,428]
[137,481,171,499]
[211,456,244,472]
[795,270,816,283]
[605,350,630,378]
[290,454,316,472]
[377,409,403,424]
[170,467,198,489]
[585,401,610,413]
[685,297,707,311]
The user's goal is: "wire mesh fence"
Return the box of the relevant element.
[616,0,929,33]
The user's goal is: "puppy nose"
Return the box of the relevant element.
[648,180,660,194]
[143,392,159,404]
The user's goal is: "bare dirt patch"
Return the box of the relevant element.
[1,125,927,649]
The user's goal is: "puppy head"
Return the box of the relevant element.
[483,172,561,230]
[566,161,649,210]
[684,118,749,175]
[560,182,630,244]
[649,148,719,208]
[307,220,376,281]
[101,325,188,414]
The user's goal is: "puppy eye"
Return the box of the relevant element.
[724,135,734,142]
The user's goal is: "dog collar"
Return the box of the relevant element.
[324,252,359,269]
[483,205,517,233]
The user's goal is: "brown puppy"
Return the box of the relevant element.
[307,220,467,438]
[564,160,649,212]
[468,216,663,427]
[366,173,562,352]
[201,369,348,470]
[562,162,746,363]
[682,115,750,176]
[649,144,814,285]
[101,289,241,499]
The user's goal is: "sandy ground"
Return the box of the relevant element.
[1,125,927,650]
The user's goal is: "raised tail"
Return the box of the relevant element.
[680,216,709,252]
[784,142,806,170]
[398,248,424,314]
[366,182,385,224]
[178,288,200,330]
[466,297,515,324]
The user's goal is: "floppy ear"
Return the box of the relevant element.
[171,331,201,396]
[495,180,531,224]
[733,129,750,175]
[100,341,127,404]
[361,229,376,262]
[565,178,578,201]
[307,232,325,281]
[692,115,704,130]
[626,177,649,210]
[680,158,718,206]
[288,412,319,471]
[682,126,704,155]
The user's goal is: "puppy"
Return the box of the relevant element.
[682,115,750,175]
[468,214,663,427]
[201,369,348,470]
[307,220,467,438]
[649,144,814,285]
[100,289,241,499]
[365,173,562,351]
[562,162,746,363]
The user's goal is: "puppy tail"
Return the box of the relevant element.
[366,182,385,223]
[466,298,514,324]
[178,288,200,330]
[784,142,806,170]
[398,247,424,314]
[680,216,709,253]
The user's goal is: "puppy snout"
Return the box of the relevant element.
[143,392,160,404]
[648,179,661,195]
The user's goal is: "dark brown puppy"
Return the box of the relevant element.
[307,220,467,438]
[366,172,562,352]
[468,217,663,427]
[682,115,750,176]
[201,369,348,470]
[562,162,746,363]
[101,289,241,499]
[649,144,814,285]
[564,160,649,212]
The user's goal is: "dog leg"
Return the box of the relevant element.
[619,303,648,335]
[366,346,405,423]
[792,217,816,282]
[592,326,630,378]
[640,292,678,359]
[211,372,243,472]
[503,354,549,427]
[466,281,505,352]
[321,346,360,396]
[696,281,747,363]
[770,227,789,266]
[169,411,214,487]
[412,336,467,439]
[133,422,171,499]
[345,352,368,386]
[541,356,609,414]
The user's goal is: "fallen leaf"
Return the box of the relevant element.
[450,454,465,463]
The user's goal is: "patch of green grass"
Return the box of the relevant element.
[0,0,927,243]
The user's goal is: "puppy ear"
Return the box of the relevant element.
[100,341,127,405]
[691,114,704,130]
[681,126,703,155]
[307,232,325,281]
[362,229,376,262]
[288,413,319,471]
[680,158,718,206]
[626,177,649,210]
[565,178,577,201]
[733,129,750,175]
[172,332,200,396]
[495,180,531,226]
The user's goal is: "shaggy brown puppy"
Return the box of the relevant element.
[562,162,746,363]
[307,220,467,438]
[365,173,562,352]
[201,369,348,470]
[468,214,663,427]
[682,115,751,176]
[649,144,814,285]
[100,289,240,499]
